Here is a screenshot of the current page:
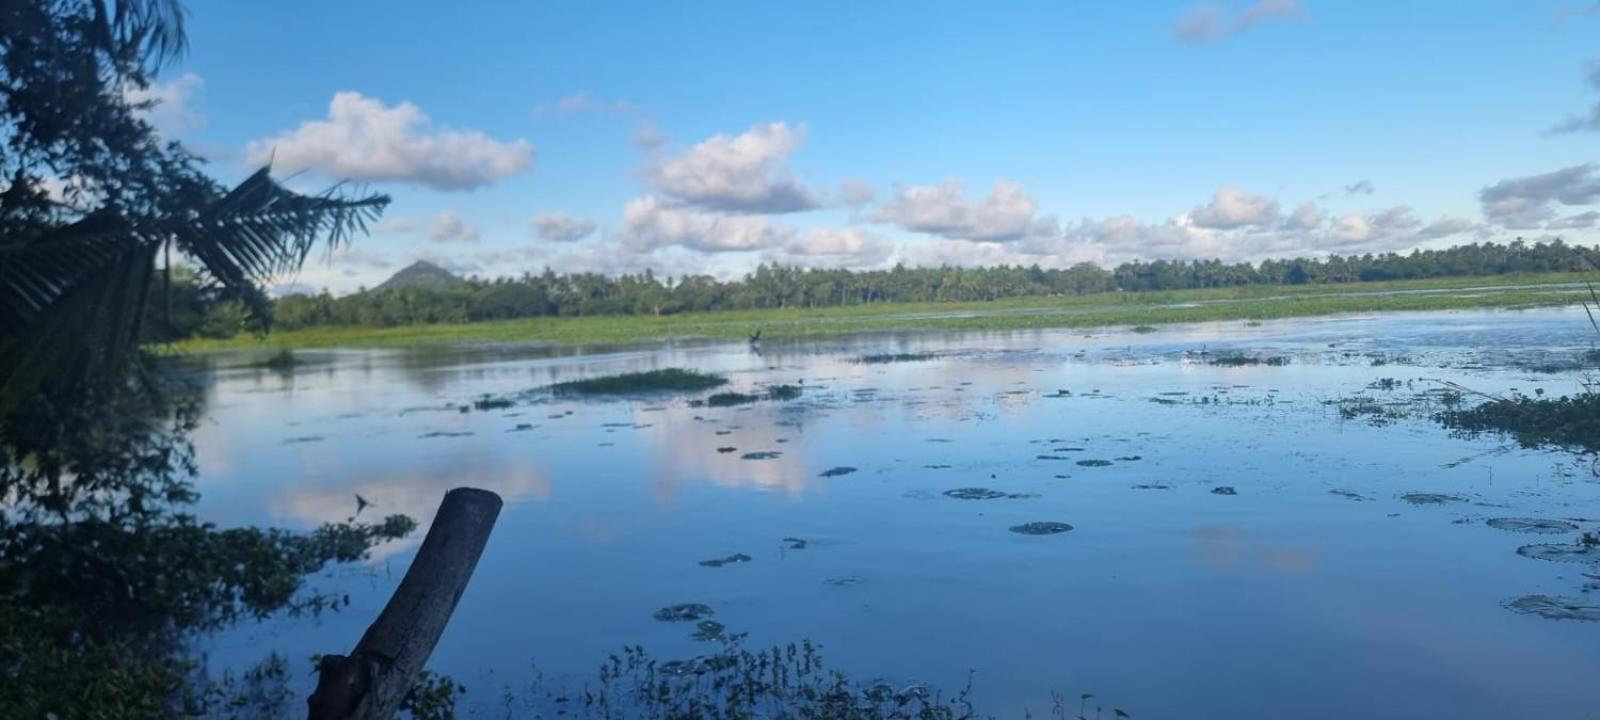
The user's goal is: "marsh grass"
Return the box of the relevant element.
[550,369,728,395]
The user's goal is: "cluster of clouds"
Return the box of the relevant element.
[198,2,1598,288]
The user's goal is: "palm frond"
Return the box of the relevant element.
[0,169,388,411]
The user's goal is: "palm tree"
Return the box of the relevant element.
[0,0,389,411]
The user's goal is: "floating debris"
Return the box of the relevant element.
[691,620,727,641]
[1400,493,1468,505]
[1009,521,1073,535]
[654,603,715,622]
[741,451,782,460]
[699,553,752,568]
[1075,459,1114,467]
[1505,595,1600,621]
[943,487,1033,500]
[1211,486,1238,495]
[1486,518,1581,534]
[819,466,858,477]
[1516,544,1600,563]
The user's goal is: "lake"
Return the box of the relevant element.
[193,307,1600,719]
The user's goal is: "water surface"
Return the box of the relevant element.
[196,307,1600,719]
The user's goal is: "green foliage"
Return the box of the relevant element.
[550,369,728,395]
[706,391,760,407]
[1437,393,1600,452]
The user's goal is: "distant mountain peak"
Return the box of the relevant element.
[374,260,461,292]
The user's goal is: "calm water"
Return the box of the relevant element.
[194,308,1600,719]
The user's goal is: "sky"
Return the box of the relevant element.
[146,0,1600,294]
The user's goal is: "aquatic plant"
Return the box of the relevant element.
[551,369,728,395]
[858,352,940,364]
[1208,354,1291,367]
[1436,392,1600,453]
[706,391,761,407]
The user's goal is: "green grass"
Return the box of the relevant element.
[173,272,1596,352]
[549,369,727,395]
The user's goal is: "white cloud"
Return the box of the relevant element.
[429,212,481,243]
[1344,180,1375,195]
[1546,60,1600,135]
[373,216,422,234]
[1417,216,1478,239]
[1549,210,1600,230]
[621,195,793,252]
[633,120,666,150]
[1283,201,1325,231]
[1480,163,1600,229]
[533,212,597,242]
[1189,186,1280,229]
[328,246,394,270]
[872,179,1046,242]
[247,92,535,191]
[763,228,893,269]
[648,122,819,213]
[1175,0,1305,43]
[123,72,205,136]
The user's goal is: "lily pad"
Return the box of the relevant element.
[691,620,727,641]
[1400,492,1467,505]
[1516,543,1600,563]
[1009,521,1073,535]
[1075,459,1113,467]
[741,451,782,460]
[1505,594,1600,621]
[654,603,715,622]
[1486,518,1581,534]
[943,487,1031,500]
[699,553,752,568]
[819,466,858,477]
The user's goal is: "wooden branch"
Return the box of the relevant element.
[308,487,503,720]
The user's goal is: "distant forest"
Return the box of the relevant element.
[163,240,1596,337]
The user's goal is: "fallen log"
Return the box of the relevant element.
[308,487,503,720]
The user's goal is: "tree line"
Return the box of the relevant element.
[242,239,1600,333]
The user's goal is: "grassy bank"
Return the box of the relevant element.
[176,272,1594,351]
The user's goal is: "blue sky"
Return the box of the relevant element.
[149,0,1600,292]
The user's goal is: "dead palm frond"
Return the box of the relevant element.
[0,168,387,411]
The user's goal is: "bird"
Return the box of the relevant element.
[748,329,762,346]
[354,493,371,516]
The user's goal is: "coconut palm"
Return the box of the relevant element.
[0,0,388,411]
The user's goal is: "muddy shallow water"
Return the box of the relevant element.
[194,307,1600,719]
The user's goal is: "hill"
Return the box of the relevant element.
[374,260,461,292]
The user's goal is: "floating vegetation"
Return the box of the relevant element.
[766,384,803,401]
[819,466,857,477]
[653,603,715,622]
[716,446,737,453]
[1036,455,1072,461]
[1437,393,1600,452]
[1330,489,1371,501]
[417,430,473,439]
[1076,459,1113,467]
[1132,483,1170,490]
[943,487,1032,500]
[857,352,938,364]
[508,423,536,432]
[1209,354,1291,367]
[1505,595,1600,621]
[1485,518,1581,534]
[705,392,760,407]
[741,451,782,460]
[1009,521,1073,535]
[924,464,952,469]
[1130,325,1158,334]
[472,395,516,411]
[690,620,727,641]
[551,369,727,396]
[1400,492,1468,505]
[1053,447,1086,452]
[1516,543,1600,563]
[823,576,864,587]
[1211,486,1238,495]
[699,553,752,568]
[1115,455,1143,462]
[782,537,808,550]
